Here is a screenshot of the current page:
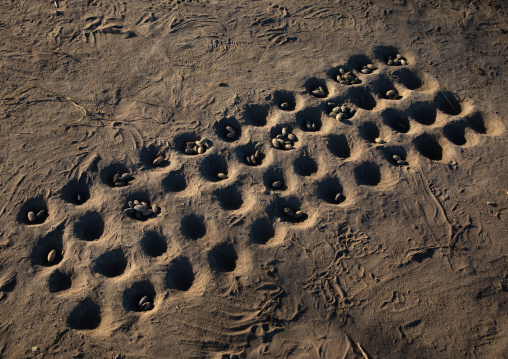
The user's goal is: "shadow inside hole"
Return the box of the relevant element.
[141,231,167,257]
[358,122,380,143]
[346,53,373,71]
[348,86,377,110]
[249,218,275,244]
[381,108,410,133]
[93,248,127,278]
[327,134,351,158]
[317,177,345,204]
[303,77,328,98]
[443,121,468,146]
[267,196,308,223]
[173,132,201,154]
[67,299,101,330]
[122,280,156,312]
[371,76,399,99]
[392,68,422,90]
[263,167,287,191]
[61,174,91,205]
[200,154,229,182]
[73,212,104,241]
[465,111,487,134]
[294,155,318,176]
[48,269,72,293]
[413,134,443,161]
[373,45,399,62]
[243,104,269,127]
[354,162,381,186]
[214,116,242,142]
[180,214,206,240]
[273,90,296,111]
[214,186,243,210]
[379,146,408,165]
[408,101,437,126]
[162,169,187,192]
[100,162,130,187]
[164,256,195,291]
[31,225,64,267]
[16,196,48,225]
[295,107,323,132]
[434,91,461,115]
[208,243,238,273]
[139,144,169,169]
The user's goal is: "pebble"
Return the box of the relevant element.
[134,200,141,206]
[366,64,376,70]
[283,207,295,217]
[284,143,293,150]
[128,201,135,208]
[124,208,136,215]
[328,102,337,107]
[374,138,386,144]
[185,148,194,155]
[115,181,127,187]
[225,126,235,133]
[121,173,131,180]
[113,173,121,183]
[152,204,160,214]
[281,127,288,136]
[250,154,258,165]
[142,210,154,217]
[287,133,296,141]
[134,205,146,212]
[197,146,205,154]
[76,194,82,202]
[397,160,407,165]
[140,302,154,311]
[280,102,289,109]
[336,113,348,121]
[139,296,150,307]
[272,138,280,148]
[392,155,402,161]
[217,173,228,180]
[361,69,371,74]
[401,59,407,65]
[226,132,236,139]
[27,211,36,222]
[246,156,252,165]
[47,249,57,263]
[153,156,164,166]
[386,90,396,98]
[272,181,282,189]
[334,193,343,203]
[293,210,304,219]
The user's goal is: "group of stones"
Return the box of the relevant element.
[271,127,298,151]
[184,138,212,155]
[124,199,161,220]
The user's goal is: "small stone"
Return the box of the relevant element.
[217,173,228,180]
[327,102,337,107]
[186,141,196,147]
[284,143,293,150]
[344,73,355,82]
[250,154,258,165]
[124,208,136,215]
[225,126,235,133]
[226,132,236,139]
[339,68,346,75]
[246,156,252,165]
[393,59,401,66]
[293,210,304,219]
[392,155,402,161]
[128,201,135,208]
[272,181,282,189]
[339,80,349,85]
[47,249,57,263]
[341,105,348,113]
[349,108,356,116]
[272,138,280,148]
[142,210,154,217]
[336,113,348,121]
[153,156,164,166]
[281,127,288,136]
[366,64,376,70]
[197,138,208,147]
[115,181,127,187]
[254,150,260,159]
[397,160,407,165]
[311,89,324,97]
[386,90,396,98]
[133,200,141,206]
[197,146,205,154]
[113,173,121,183]
[283,207,295,217]
[121,173,131,180]
[311,123,317,130]
[374,138,385,144]
[36,210,46,219]
[280,102,289,109]
[185,148,195,155]
[287,133,296,141]
[387,59,394,66]
[152,204,160,214]
[396,54,403,59]
[135,211,142,219]
[141,202,149,208]
[76,194,82,202]
[334,193,343,202]
[361,69,371,74]
[32,346,39,353]
[27,211,36,222]
[401,59,407,65]
[139,296,150,307]
[332,107,341,114]
[140,302,153,311]
[134,205,147,212]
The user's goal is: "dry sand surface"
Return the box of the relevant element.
[0,0,507,358]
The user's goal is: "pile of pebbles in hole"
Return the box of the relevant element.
[138,295,154,311]
[392,155,407,166]
[246,150,262,166]
[335,67,361,85]
[184,138,211,155]
[384,89,401,100]
[124,200,160,220]
[328,102,356,121]
[27,209,46,223]
[271,127,298,150]
[283,207,305,220]
[279,102,291,110]
[387,54,407,66]
[224,126,237,140]
[359,63,377,74]
[152,153,166,166]
[112,172,133,187]
[304,120,318,131]
[271,180,283,190]
[310,86,328,98]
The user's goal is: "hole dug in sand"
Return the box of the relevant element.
[162,169,187,192]
[208,242,238,273]
[354,161,382,186]
[269,196,308,223]
[413,134,443,161]
[295,106,322,132]
[67,299,101,330]
[139,143,170,169]
[93,248,127,278]
[434,90,461,116]
[382,108,410,134]
[123,280,156,312]
[273,90,296,111]
[249,218,275,245]
[141,231,167,257]
[303,77,329,98]
[294,154,318,177]
[348,86,377,110]
[327,134,351,159]
[379,146,408,166]
[48,269,72,293]
[180,214,206,240]
[165,256,195,291]
[73,212,105,241]
[358,121,380,143]
[61,174,91,205]
[243,103,269,127]
[200,154,229,182]
[213,185,243,211]
[31,227,64,267]
[443,120,468,146]
[214,116,242,142]
[100,162,132,188]
[317,177,346,204]
[263,167,287,192]
[408,101,437,126]
[392,68,423,90]
[17,196,48,225]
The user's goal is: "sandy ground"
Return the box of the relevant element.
[0,0,507,358]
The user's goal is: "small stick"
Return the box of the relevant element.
[356,342,370,359]
[53,0,58,8]
[257,289,283,316]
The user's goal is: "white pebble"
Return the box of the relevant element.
[47,249,57,263]
[27,211,36,222]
